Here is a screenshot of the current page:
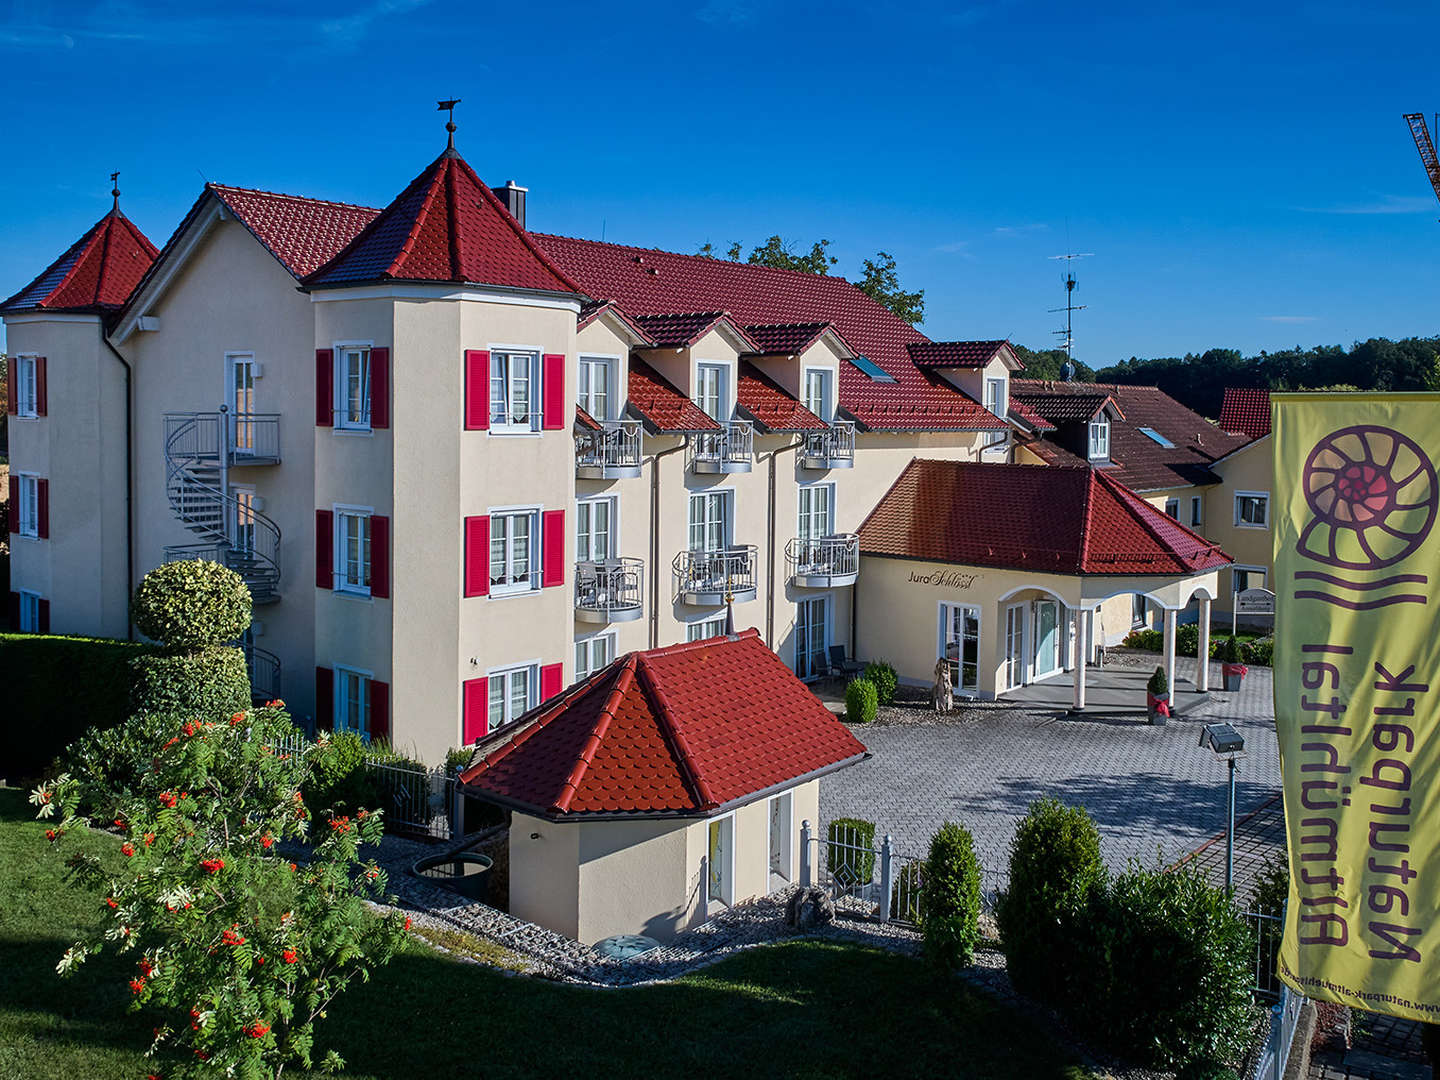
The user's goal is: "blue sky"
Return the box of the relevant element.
[2,0,1438,365]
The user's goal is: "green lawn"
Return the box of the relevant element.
[0,788,1094,1079]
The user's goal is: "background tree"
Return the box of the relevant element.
[1010,343,1094,381]
[744,235,837,275]
[856,252,925,325]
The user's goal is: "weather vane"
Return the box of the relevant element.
[110,170,120,210]
[437,98,461,150]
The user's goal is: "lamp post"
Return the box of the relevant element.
[1200,723,1246,895]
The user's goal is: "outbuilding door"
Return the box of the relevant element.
[1033,600,1062,679]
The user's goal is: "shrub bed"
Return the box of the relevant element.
[920,821,982,969]
[127,644,251,720]
[1120,627,1274,666]
[862,660,898,705]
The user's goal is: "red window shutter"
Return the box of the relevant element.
[369,680,390,741]
[540,662,563,703]
[315,667,334,731]
[38,598,50,634]
[6,476,17,533]
[541,509,565,588]
[464,350,490,430]
[462,677,489,744]
[36,479,48,539]
[34,357,47,416]
[541,353,565,430]
[463,515,490,597]
[370,347,390,429]
[370,515,390,598]
[315,509,334,589]
[316,349,333,427]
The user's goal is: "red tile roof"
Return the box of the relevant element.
[858,460,1231,576]
[737,362,827,432]
[743,321,833,355]
[458,629,867,817]
[1010,385,1118,422]
[633,311,761,351]
[305,149,581,294]
[1008,398,1055,432]
[577,298,655,344]
[574,405,602,431]
[1217,387,1271,439]
[906,340,1009,368]
[531,233,1008,432]
[208,185,380,278]
[627,357,722,433]
[2,208,158,314]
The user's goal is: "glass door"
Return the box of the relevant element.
[230,354,256,454]
[941,603,980,692]
[795,596,829,680]
[577,356,612,421]
[1004,603,1026,689]
[803,368,832,421]
[232,489,256,554]
[1033,600,1061,679]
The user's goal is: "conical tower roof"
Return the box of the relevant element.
[2,207,158,314]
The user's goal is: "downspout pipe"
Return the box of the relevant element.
[764,437,803,647]
[647,437,687,649]
[101,328,136,639]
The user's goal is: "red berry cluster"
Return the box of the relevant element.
[221,925,247,947]
[200,858,225,874]
[158,791,178,808]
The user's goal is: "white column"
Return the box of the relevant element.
[1162,608,1178,693]
[1196,597,1212,692]
[1071,607,1088,711]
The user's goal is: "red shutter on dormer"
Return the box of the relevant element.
[370,348,390,429]
[6,476,16,532]
[541,353,565,430]
[315,510,333,589]
[36,479,48,539]
[315,666,334,731]
[540,662,563,702]
[463,516,490,597]
[462,677,489,744]
[369,680,390,741]
[464,350,489,430]
[38,598,50,634]
[541,509,565,588]
[34,357,47,416]
[316,349,334,427]
[370,515,390,598]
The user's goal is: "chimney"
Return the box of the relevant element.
[491,180,528,229]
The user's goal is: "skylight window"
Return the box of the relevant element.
[847,354,895,383]
[1138,426,1175,448]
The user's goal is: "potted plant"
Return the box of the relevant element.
[1221,636,1248,692]
[1145,665,1170,725]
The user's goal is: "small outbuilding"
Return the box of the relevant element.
[458,629,867,945]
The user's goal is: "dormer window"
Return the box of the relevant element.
[984,376,1006,418]
[1088,416,1110,460]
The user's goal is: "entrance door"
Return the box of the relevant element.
[1004,603,1026,689]
[229,354,256,454]
[940,603,980,692]
[1033,600,1061,679]
[795,596,829,679]
[231,488,256,553]
[768,792,793,890]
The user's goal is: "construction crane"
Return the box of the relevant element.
[1404,113,1440,209]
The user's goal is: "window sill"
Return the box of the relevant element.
[334,427,375,437]
[333,587,374,602]
[488,585,542,600]
[1233,523,1269,530]
[487,428,542,438]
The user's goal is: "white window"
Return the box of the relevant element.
[232,488,257,553]
[707,813,735,907]
[797,484,834,540]
[489,509,539,593]
[490,349,538,431]
[984,376,1007,418]
[335,666,371,736]
[1088,416,1110,460]
[15,355,39,417]
[1233,566,1267,594]
[767,792,793,888]
[577,356,613,422]
[694,363,728,421]
[803,368,833,421]
[687,615,728,642]
[575,497,615,563]
[16,474,40,538]
[575,632,616,680]
[939,602,981,693]
[1164,498,1180,519]
[488,663,538,730]
[17,590,42,632]
[688,491,730,552]
[1235,492,1270,528]
[1190,496,1203,527]
[335,344,371,430]
[334,508,372,595]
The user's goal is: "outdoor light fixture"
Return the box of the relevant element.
[1200,723,1246,894]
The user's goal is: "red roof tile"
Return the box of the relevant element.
[627,358,722,433]
[743,321,833,355]
[1010,385,1117,422]
[737,362,827,432]
[1008,398,1055,432]
[2,208,158,314]
[858,460,1231,576]
[208,185,380,278]
[577,298,655,343]
[306,149,580,294]
[458,629,867,817]
[574,405,602,431]
[531,233,1008,432]
[906,340,1009,368]
[1217,387,1271,439]
[633,311,760,351]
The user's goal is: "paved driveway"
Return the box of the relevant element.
[819,658,1280,898]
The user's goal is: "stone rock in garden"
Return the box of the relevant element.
[786,886,835,930]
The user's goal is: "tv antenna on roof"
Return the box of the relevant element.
[1048,252,1092,379]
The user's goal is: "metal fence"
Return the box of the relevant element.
[1245,910,1283,1001]
[1251,983,1303,1080]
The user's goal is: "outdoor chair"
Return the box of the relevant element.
[828,645,864,678]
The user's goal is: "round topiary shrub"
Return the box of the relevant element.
[919,820,982,969]
[845,677,878,725]
[995,797,1105,1002]
[132,560,252,650]
[863,660,898,706]
[128,645,251,720]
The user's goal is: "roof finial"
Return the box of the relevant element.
[110,170,120,211]
[437,98,461,151]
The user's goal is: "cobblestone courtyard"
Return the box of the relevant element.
[819,658,1281,896]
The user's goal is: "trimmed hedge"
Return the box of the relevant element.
[862,660,898,706]
[132,559,252,649]
[1120,627,1274,667]
[920,820,983,969]
[304,732,430,816]
[128,645,251,721]
[845,677,878,725]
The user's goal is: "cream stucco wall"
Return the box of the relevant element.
[1205,436,1275,608]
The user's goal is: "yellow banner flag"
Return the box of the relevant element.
[1274,392,1440,1023]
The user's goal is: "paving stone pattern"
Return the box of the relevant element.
[1308,1010,1433,1080]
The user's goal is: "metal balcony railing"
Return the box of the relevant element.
[672,546,758,605]
[575,420,643,479]
[786,534,860,587]
[800,421,856,470]
[164,410,282,466]
[575,557,645,623]
[242,641,282,702]
[689,420,754,474]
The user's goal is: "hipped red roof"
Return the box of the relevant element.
[859,459,1232,576]
[2,208,158,314]
[1218,387,1271,439]
[737,362,827,431]
[459,629,867,817]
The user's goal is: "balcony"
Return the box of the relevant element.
[689,420,754,474]
[242,640,282,702]
[673,546,759,605]
[164,410,282,467]
[786,534,860,588]
[799,421,856,471]
[576,420,643,480]
[575,557,645,623]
